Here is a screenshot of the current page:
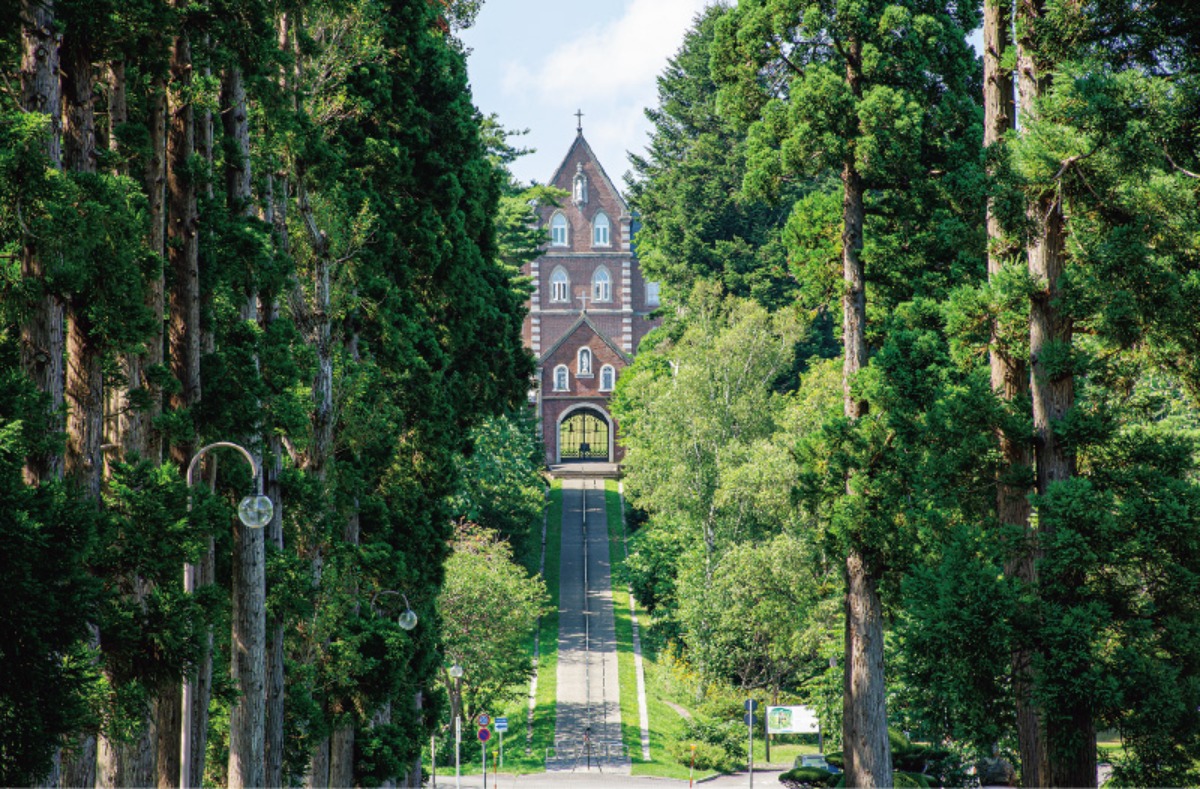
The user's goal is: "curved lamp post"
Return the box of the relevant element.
[181,442,273,789]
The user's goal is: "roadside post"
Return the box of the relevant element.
[689,743,696,787]
[477,712,492,789]
[744,699,759,788]
[495,716,509,769]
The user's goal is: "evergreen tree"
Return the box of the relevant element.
[712,2,982,784]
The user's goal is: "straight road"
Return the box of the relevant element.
[546,477,630,774]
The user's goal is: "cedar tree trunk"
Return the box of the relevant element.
[838,37,893,789]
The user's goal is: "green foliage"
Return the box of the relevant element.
[627,4,799,310]
[895,530,1018,749]
[676,533,840,693]
[614,286,804,557]
[438,523,549,723]
[3,0,540,780]
[667,716,744,773]
[713,0,987,313]
[0,466,98,784]
[448,412,546,555]
[780,765,839,788]
[622,521,686,617]
[665,739,732,774]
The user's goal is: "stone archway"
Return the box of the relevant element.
[557,405,612,463]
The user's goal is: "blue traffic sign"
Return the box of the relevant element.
[478,727,491,742]
[495,716,509,732]
[477,713,491,727]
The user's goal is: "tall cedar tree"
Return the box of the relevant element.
[712,2,982,784]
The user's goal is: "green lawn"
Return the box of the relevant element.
[603,480,721,781]
[496,479,563,773]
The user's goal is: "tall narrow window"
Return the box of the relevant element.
[553,365,569,391]
[592,212,610,246]
[578,347,593,375]
[592,267,611,302]
[646,280,660,307]
[550,267,570,302]
[551,213,568,246]
[600,365,616,391]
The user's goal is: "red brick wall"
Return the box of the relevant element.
[520,134,659,466]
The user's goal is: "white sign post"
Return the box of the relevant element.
[495,717,509,769]
[744,700,758,789]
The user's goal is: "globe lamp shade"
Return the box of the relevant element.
[238,494,274,529]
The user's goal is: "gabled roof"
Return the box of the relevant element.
[539,311,632,366]
[546,132,629,215]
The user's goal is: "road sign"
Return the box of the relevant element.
[494,716,509,732]
[744,699,759,712]
[477,713,491,727]
[743,713,758,726]
[478,727,491,742]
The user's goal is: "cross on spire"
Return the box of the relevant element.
[575,109,584,134]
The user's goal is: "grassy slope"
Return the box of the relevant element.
[604,479,718,780]
[491,479,563,774]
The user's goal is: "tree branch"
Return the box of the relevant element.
[1163,148,1200,179]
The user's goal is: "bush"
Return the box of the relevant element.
[779,766,838,788]
[666,739,733,772]
[665,716,745,773]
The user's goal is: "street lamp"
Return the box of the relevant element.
[398,593,418,631]
[369,590,419,631]
[448,662,464,789]
[180,442,273,789]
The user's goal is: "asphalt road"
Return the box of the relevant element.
[546,478,630,775]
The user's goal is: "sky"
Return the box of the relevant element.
[459,0,715,187]
[460,2,983,188]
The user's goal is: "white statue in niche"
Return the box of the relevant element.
[573,163,588,206]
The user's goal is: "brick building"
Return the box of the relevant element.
[524,125,661,465]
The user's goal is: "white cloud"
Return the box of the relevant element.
[469,0,723,184]
[503,0,711,105]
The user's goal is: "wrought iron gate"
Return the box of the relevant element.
[559,409,610,462]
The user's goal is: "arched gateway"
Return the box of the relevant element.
[557,406,612,463]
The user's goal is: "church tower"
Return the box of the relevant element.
[524,118,661,466]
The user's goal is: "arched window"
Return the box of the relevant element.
[578,347,593,376]
[592,212,610,246]
[600,365,616,391]
[553,365,569,391]
[550,213,568,247]
[550,267,570,302]
[592,266,611,302]
[646,281,660,307]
